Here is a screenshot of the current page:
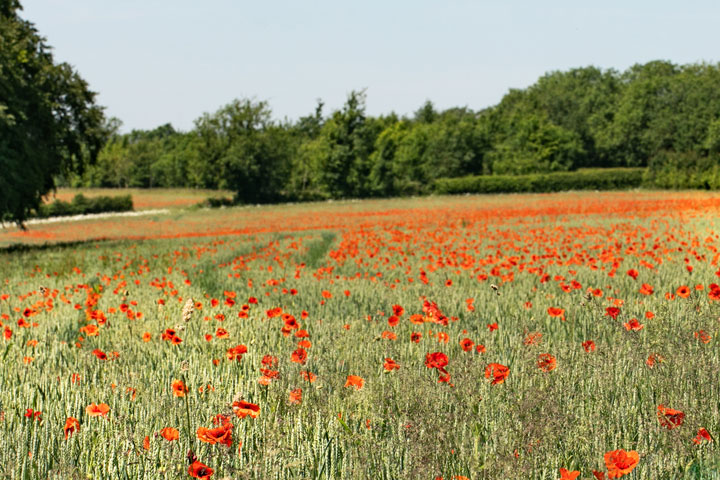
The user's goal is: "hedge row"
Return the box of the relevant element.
[35,194,133,218]
[434,168,645,194]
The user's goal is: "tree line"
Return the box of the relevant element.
[5,0,720,225]
[71,60,720,202]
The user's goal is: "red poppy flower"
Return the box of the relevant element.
[626,269,638,280]
[487,322,498,331]
[381,330,397,340]
[383,357,400,371]
[160,427,179,441]
[484,363,509,385]
[559,468,580,480]
[605,307,620,320]
[290,347,308,364]
[709,284,720,301]
[300,370,316,383]
[86,403,110,417]
[692,428,712,444]
[537,353,556,372]
[92,349,107,360]
[288,388,302,405]
[639,283,654,295]
[410,332,422,343]
[675,285,690,298]
[424,352,448,370]
[582,340,596,352]
[188,460,214,480]
[172,379,188,397]
[547,307,565,318]
[604,449,639,478]
[657,404,684,429]
[24,408,42,421]
[460,338,474,352]
[623,318,643,331]
[197,423,233,447]
[226,344,247,361]
[646,353,664,368]
[63,417,80,439]
[694,330,711,344]
[261,355,278,367]
[232,400,260,418]
[345,375,364,390]
[392,305,404,316]
[79,324,99,337]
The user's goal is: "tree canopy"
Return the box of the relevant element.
[67,59,720,199]
[0,0,105,224]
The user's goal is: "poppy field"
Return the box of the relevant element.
[0,191,719,479]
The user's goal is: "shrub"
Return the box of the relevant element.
[204,196,235,208]
[434,168,645,194]
[35,194,133,218]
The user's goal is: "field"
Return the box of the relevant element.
[0,191,718,480]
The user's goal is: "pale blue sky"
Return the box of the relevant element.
[22,1,720,132]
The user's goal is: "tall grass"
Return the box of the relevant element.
[0,194,718,479]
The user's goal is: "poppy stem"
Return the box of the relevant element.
[181,374,195,452]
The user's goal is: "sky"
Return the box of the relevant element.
[21,1,720,133]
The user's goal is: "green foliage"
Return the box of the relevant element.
[0,0,105,224]
[203,196,235,208]
[309,90,379,198]
[67,60,720,199]
[487,113,584,175]
[645,151,720,189]
[194,99,294,203]
[434,168,645,194]
[34,194,133,218]
[369,106,489,196]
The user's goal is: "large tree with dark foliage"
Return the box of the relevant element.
[0,0,105,224]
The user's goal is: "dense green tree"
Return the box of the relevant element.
[527,67,621,167]
[311,90,379,198]
[288,100,325,199]
[0,0,105,223]
[414,100,438,124]
[194,99,293,202]
[488,112,584,175]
